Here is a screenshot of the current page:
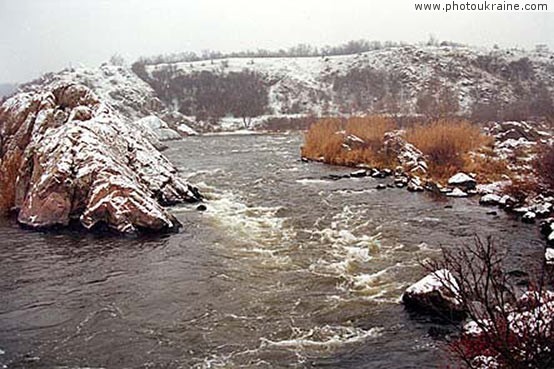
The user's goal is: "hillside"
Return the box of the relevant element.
[137,44,554,131]
[19,64,197,145]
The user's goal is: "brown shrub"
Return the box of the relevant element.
[534,143,554,192]
[503,178,538,203]
[406,119,494,181]
[301,116,397,167]
[301,118,343,162]
[302,117,506,183]
[464,152,511,183]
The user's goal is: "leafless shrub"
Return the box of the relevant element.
[425,237,554,369]
[534,143,554,193]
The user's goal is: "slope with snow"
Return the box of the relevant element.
[143,44,554,130]
[20,64,197,142]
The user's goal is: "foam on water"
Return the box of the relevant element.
[303,204,427,301]
[259,325,384,350]
[295,178,330,186]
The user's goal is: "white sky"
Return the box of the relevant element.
[0,0,553,83]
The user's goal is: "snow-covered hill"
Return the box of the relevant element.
[141,44,554,130]
[19,64,197,144]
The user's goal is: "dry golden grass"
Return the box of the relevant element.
[301,116,397,167]
[406,119,497,181]
[302,116,507,184]
[301,118,343,162]
[464,154,510,183]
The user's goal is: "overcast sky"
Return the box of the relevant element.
[0,0,552,83]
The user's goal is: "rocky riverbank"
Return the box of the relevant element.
[303,120,554,247]
[0,82,201,234]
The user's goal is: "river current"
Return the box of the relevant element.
[0,133,546,368]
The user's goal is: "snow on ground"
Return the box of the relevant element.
[145,44,554,121]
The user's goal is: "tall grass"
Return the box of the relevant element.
[302,116,507,183]
[534,143,554,192]
[406,119,495,180]
[301,116,397,167]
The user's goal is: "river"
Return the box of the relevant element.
[0,133,546,368]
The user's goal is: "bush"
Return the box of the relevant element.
[534,143,554,192]
[426,237,554,369]
[406,119,494,180]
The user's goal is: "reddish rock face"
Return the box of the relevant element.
[0,83,200,234]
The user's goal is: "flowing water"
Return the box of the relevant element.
[0,133,546,368]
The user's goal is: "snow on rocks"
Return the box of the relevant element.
[498,195,517,209]
[0,83,201,234]
[134,115,182,141]
[522,211,537,224]
[446,188,468,198]
[382,131,428,175]
[479,194,501,206]
[546,248,554,264]
[448,172,477,190]
[349,169,368,178]
[407,176,424,192]
[460,290,554,366]
[402,269,464,318]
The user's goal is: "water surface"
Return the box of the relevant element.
[0,133,545,368]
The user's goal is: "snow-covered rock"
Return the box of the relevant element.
[447,188,468,197]
[407,177,424,192]
[448,172,477,190]
[134,115,182,141]
[0,83,201,234]
[382,131,428,175]
[499,195,517,208]
[546,248,554,264]
[522,211,537,223]
[479,194,501,206]
[349,169,367,178]
[402,269,464,317]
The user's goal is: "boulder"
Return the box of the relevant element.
[522,211,537,223]
[371,168,386,178]
[447,188,468,197]
[540,218,554,236]
[134,115,182,141]
[350,169,367,178]
[546,248,554,264]
[479,194,501,206]
[394,176,409,188]
[376,184,387,190]
[402,269,464,318]
[499,195,518,209]
[529,201,552,218]
[381,168,393,177]
[407,177,424,192]
[382,131,428,175]
[0,83,201,234]
[448,172,477,190]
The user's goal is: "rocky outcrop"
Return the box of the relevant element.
[0,83,201,234]
[402,269,464,318]
[134,115,183,141]
[382,131,428,175]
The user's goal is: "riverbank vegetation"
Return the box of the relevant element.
[423,237,554,369]
[301,116,509,184]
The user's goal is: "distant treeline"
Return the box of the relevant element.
[134,38,465,66]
